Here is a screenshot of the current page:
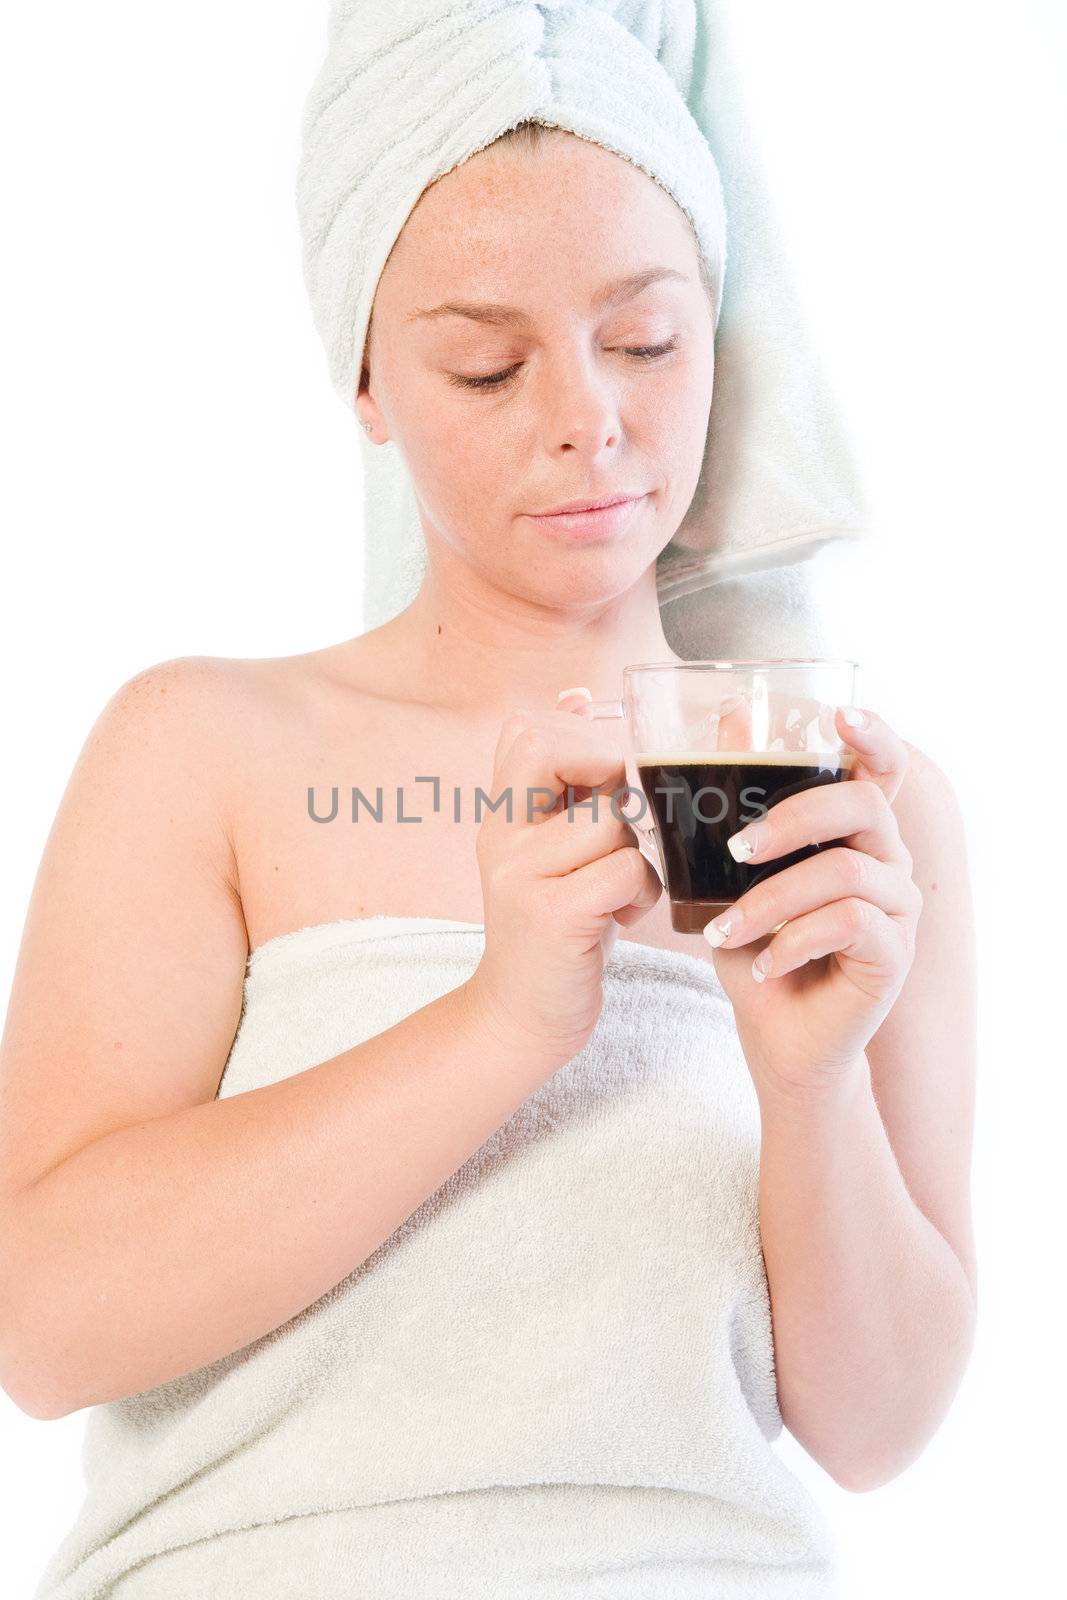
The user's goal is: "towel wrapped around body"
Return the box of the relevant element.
[33,917,841,1599]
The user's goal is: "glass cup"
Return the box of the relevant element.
[581,659,859,934]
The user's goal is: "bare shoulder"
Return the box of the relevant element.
[902,742,959,800]
[100,652,261,743]
[95,653,261,831]
[100,645,354,789]
[104,651,294,725]
[88,653,251,783]
[893,739,972,868]
[107,642,391,884]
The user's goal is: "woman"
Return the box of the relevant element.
[5,119,976,1600]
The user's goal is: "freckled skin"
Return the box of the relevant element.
[350,128,717,720]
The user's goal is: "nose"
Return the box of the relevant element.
[538,347,623,454]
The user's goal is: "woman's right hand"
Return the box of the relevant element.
[464,705,663,1068]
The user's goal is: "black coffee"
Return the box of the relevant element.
[635,750,856,934]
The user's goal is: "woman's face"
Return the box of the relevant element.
[357,130,716,609]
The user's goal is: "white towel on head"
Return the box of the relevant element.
[295,0,870,658]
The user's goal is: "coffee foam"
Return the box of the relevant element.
[634,749,856,767]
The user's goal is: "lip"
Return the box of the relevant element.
[527,493,647,541]
[533,492,645,516]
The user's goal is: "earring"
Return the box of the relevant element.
[361,420,373,437]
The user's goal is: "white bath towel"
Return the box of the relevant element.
[33,917,841,1598]
[295,0,870,659]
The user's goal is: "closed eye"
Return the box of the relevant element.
[446,339,679,392]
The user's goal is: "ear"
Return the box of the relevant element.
[355,371,387,442]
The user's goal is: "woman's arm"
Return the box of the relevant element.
[2,978,554,1421]
[0,660,565,1419]
[755,746,978,1491]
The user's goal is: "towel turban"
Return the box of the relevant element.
[295,0,870,660]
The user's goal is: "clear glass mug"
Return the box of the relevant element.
[579,658,859,935]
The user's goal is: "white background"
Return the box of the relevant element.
[1,2,1063,1594]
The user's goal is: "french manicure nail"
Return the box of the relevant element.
[703,914,735,947]
[727,825,762,861]
[840,705,868,728]
[557,687,593,703]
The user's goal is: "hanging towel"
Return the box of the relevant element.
[295,0,870,659]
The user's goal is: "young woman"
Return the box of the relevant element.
[4,123,977,1598]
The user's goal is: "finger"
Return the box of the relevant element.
[494,708,536,770]
[495,702,609,771]
[703,847,922,949]
[835,705,911,805]
[746,896,913,1004]
[715,693,750,750]
[727,776,911,871]
[548,767,662,877]
[719,691,828,752]
[557,696,650,859]
[493,720,628,828]
[611,848,665,925]
[519,783,642,876]
[577,840,662,924]
[555,688,600,802]
[556,686,595,718]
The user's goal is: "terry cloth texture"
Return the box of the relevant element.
[34,916,841,1598]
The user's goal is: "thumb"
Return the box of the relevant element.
[556,686,594,717]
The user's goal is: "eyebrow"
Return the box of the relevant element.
[406,266,690,327]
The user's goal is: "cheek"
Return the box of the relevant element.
[663,354,713,445]
[646,374,713,516]
[638,388,707,479]
[636,347,712,427]
[409,424,504,541]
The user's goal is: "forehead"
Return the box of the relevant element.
[381,134,700,308]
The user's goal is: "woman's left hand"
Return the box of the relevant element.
[704,706,923,1100]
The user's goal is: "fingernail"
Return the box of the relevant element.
[557,687,593,703]
[840,705,868,729]
[703,912,737,948]
[727,823,763,861]
[752,949,772,982]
